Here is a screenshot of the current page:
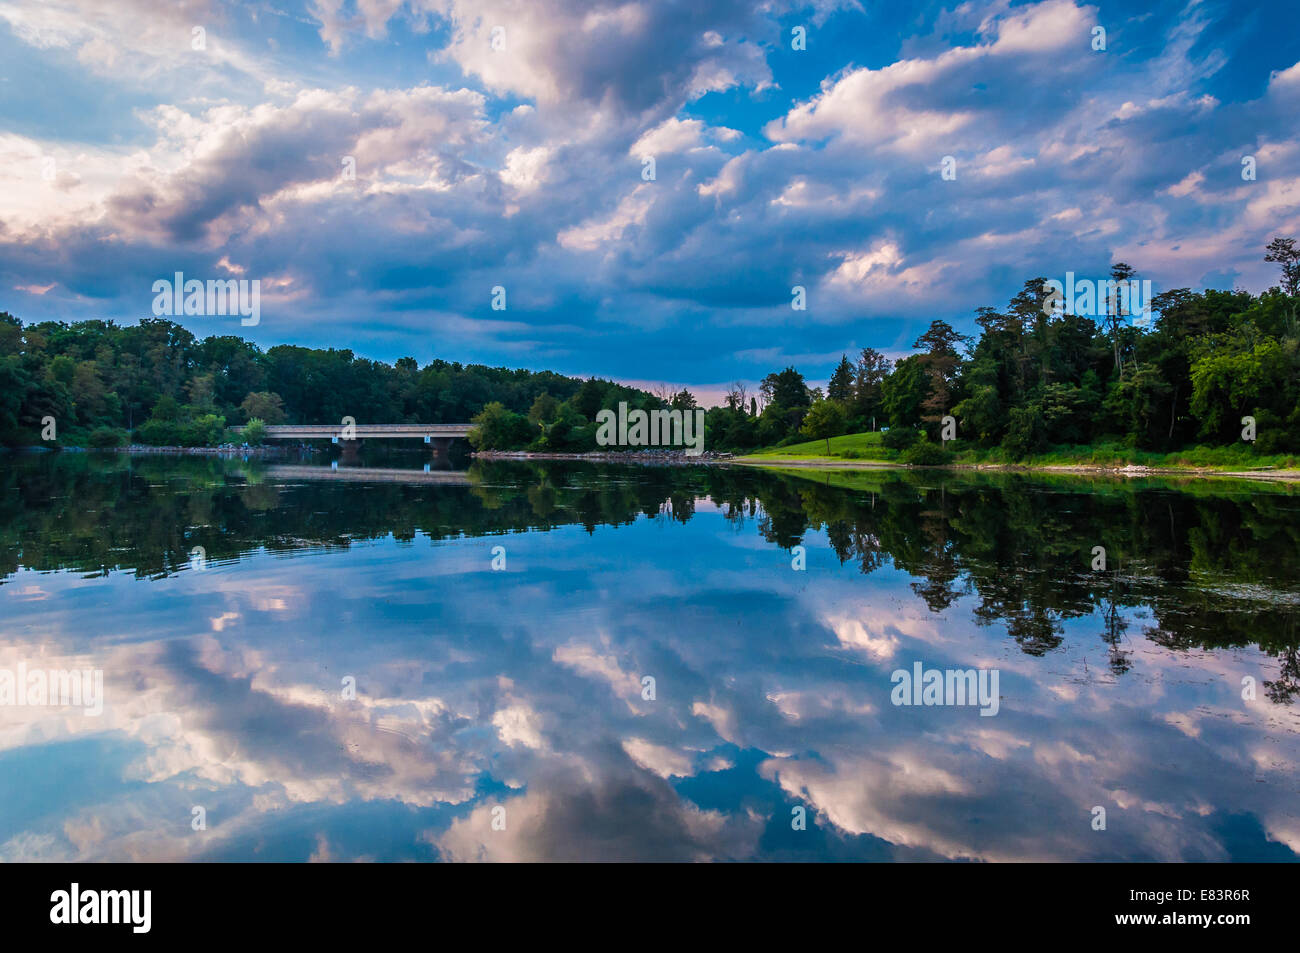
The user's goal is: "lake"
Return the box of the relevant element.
[1,452,1298,861]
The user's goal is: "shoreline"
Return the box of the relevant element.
[733,455,1300,482]
[112,444,312,456]
[0,445,312,456]
[8,445,1298,482]
[471,449,733,466]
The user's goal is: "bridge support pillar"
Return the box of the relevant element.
[339,439,363,462]
[428,437,454,459]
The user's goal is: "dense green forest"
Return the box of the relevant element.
[0,310,651,449]
[2,238,1297,459]
[706,238,1300,461]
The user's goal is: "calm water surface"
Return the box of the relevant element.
[2,452,1298,861]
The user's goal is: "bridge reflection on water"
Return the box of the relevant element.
[265,464,473,485]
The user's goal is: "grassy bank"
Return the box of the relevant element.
[742,431,894,462]
[736,431,1300,478]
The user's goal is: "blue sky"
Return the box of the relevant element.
[1,0,1298,402]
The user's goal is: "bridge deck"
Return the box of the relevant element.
[232,424,471,439]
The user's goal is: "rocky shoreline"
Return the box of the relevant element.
[2,443,324,455]
[472,448,734,466]
[111,443,319,456]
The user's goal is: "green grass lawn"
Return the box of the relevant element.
[741,431,895,461]
[740,431,1299,472]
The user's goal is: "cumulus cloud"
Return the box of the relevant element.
[0,0,1298,390]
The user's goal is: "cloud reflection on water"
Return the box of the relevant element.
[1,457,1298,861]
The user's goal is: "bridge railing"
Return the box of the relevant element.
[230,424,472,439]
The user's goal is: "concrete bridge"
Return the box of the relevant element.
[232,423,472,458]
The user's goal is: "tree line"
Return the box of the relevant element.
[705,237,1300,458]
[476,237,1300,458]
[0,312,638,448]
[2,236,1296,457]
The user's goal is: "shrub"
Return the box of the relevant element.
[901,439,954,466]
[87,426,125,448]
[135,419,185,446]
[468,401,534,450]
[186,414,227,446]
[242,418,267,446]
[882,426,920,450]
[135,413,226,447]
